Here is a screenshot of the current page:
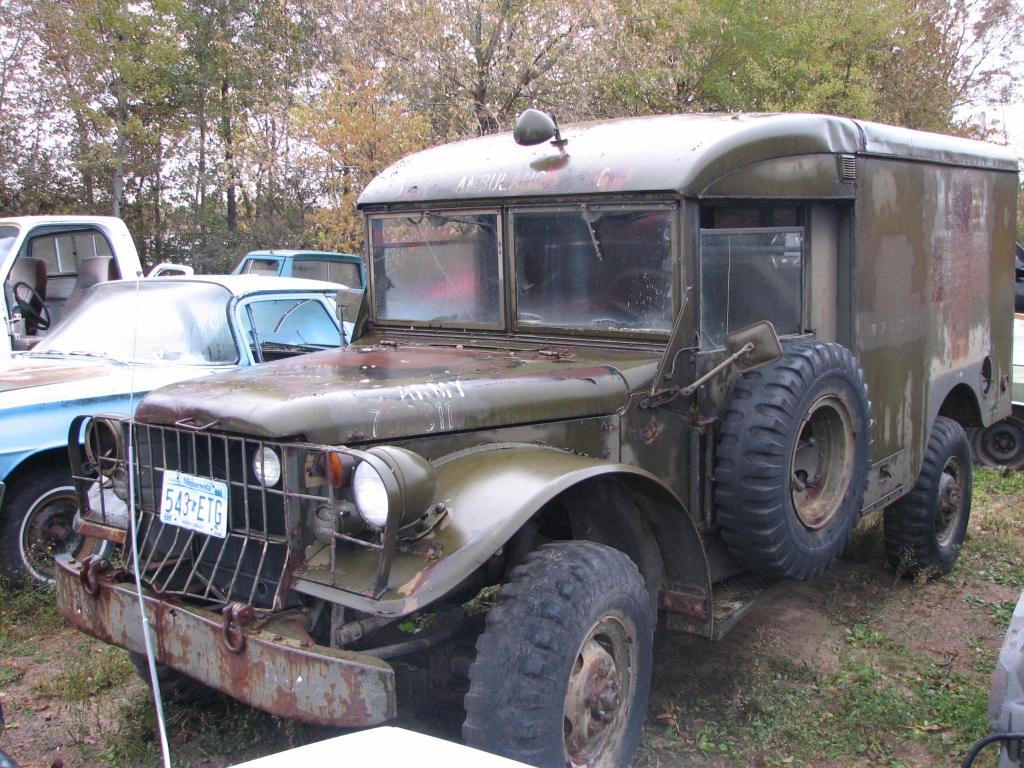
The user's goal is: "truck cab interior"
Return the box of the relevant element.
[4,227,121,349]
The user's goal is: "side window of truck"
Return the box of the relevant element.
[699,205,804,349]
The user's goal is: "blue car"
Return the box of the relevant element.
[0,275,345,584]
[234,250,366,291]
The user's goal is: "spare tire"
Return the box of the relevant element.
[714,340,872,580]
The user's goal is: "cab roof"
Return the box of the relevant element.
[358,113,1019,206]
[243,250,361,261]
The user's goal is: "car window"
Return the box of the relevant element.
[32,281,238,365]
[700,228,803,349]
[513,208,673,333]
[292,259,363,288]
[28,230,112,275]
[370,212,501,326]
[239,296,340,355]
[0,225,19,262]
[241,258,281,276]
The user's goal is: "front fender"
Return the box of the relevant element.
[294,443,710,618]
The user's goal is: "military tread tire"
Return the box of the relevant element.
[714,340,872,581]
[463,541,652,768]
[883,416,972,577]
[128,651,221,706]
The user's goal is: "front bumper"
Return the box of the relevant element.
[54,555,396,727]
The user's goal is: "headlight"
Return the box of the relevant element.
[353,461,389,528]
[253,447,281,486]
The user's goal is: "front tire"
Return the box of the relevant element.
[463,541,652,768]
[884,416,972,577]
[0,467,109,586]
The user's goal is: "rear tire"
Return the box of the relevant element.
[714,341,872,580]
[884,416,972,577]
[969,408,1024,470]
[127,651,221,706]
[463,541,652,768]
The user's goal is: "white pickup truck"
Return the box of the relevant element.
[0,216,144,359]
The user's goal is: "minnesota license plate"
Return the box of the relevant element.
[159,470,228,538]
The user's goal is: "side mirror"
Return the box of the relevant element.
[679,320,783,397]
[725,320,784,372]
[514,109,564,147]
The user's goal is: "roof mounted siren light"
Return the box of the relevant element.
[513,109,568,151]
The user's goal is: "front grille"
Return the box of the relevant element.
[130,424,297,610]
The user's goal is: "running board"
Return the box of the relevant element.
[664,572,781,640]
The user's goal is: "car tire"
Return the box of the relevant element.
[714,340,872,581]
[0,466,110,586]
[969,408,1024,471]
[127,651,222,706]
[463,541,652,768]
[884,416,972,577]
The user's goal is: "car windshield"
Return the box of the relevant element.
[239,296,340,357]
[0,225,19,262]
[31,281,239,365]
[370,212,501,326]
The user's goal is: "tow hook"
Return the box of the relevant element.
[221,602,255,654]
[79,554,111,597]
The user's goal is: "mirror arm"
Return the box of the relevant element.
[679,342,755,397]
[639,342,755,410]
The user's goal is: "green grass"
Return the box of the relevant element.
[640,467,1022,768]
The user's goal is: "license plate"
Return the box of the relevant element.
[159,470,228,538]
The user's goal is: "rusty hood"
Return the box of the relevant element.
[135,342,658,444]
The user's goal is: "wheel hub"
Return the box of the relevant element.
[790,395,856,530]
[935,457,963,546]
[21,488,82,582]
[563,618,633,766]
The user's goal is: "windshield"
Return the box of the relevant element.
[0,225,19,263]
[513,208,674,333]
[370,212,501,326]
[32,281,239,365]
[239,296,340,357]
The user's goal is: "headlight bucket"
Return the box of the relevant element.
[253,446,282,487]
[353,446,438,530]
[84,416,126,477]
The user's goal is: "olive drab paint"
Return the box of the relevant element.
[59,113,1018,733]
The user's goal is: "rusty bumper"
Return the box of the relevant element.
[54,555,396,727]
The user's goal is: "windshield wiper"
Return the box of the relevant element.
[273,299,312,333]
[582,206,604,262]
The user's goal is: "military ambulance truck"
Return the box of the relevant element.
[58,113,1019,768]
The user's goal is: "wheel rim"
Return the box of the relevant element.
[563,614,635,766]
[935,456,964,547]
[19,485,82,584]
[789,395,856,530]
[980,422,1024,465]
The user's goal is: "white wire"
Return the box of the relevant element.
[124,271,172,768]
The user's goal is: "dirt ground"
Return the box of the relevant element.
[1,469,1021,768]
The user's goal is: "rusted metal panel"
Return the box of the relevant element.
[135,343,661,445]
[54,555,396,727]
[854,159,1015,505]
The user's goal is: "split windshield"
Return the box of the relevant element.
[369,207,674,334]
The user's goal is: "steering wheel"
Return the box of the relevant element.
[13,281,51,331]
[607,268,672,320]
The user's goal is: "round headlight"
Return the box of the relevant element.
[353,461,389,528]
[253,447,281,486]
